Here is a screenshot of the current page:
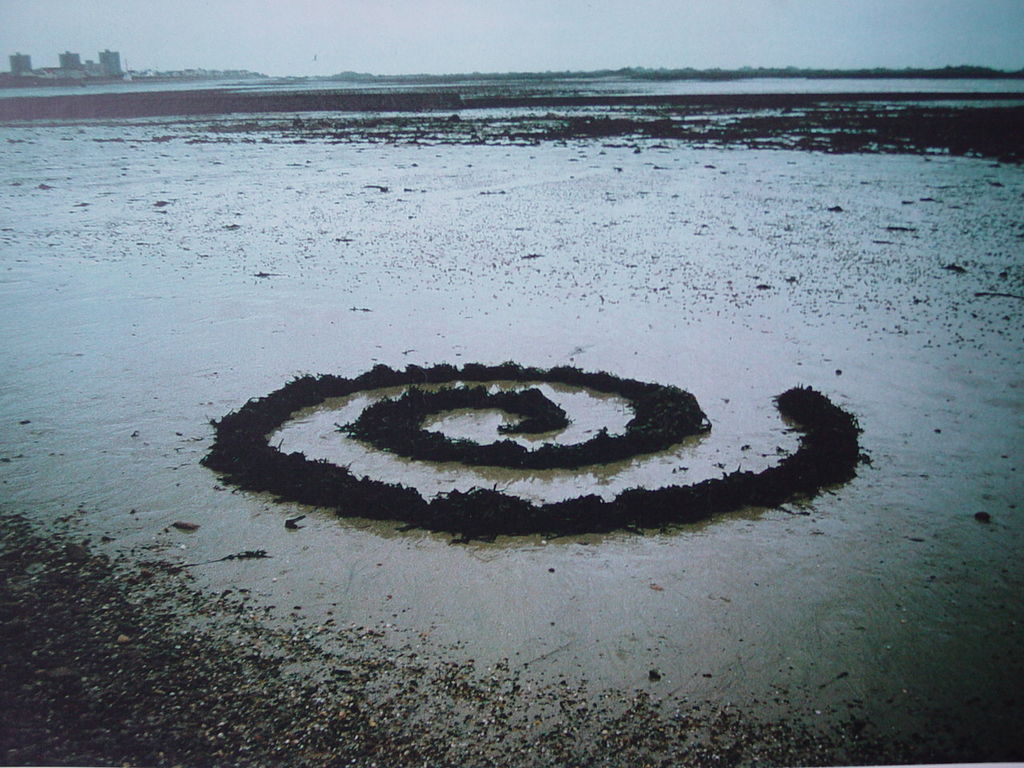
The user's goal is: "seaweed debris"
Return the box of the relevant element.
[202,363,862,539]
[342,378,707,469]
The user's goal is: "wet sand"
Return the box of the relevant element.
[1,92,1023,764]
[0,512,922,766]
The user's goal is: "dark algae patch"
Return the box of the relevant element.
[154,96,1024,163]
[7,88,1021,162]
[203,363,863,540]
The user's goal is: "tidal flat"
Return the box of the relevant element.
[1,91,1022,765]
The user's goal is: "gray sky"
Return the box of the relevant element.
[3,0,1022,77]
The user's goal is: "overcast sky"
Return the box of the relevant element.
[2,0,1022,77]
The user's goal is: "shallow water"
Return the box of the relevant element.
[1,118,1022,733]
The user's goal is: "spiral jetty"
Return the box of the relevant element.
[202,362,862,540]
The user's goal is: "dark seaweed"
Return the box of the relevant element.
[342,378,708,469]
[3,89,1022,163]
[202,363,862,539]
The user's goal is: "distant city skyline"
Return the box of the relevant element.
[2,0,1022,78]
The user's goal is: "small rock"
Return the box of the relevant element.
[827,205,844,212]
[943,263,967,273]
[116,634,132,644]
[648,669,662,682]
[974,511,992,523]
[41,666,79,680]
[172,521,200,531]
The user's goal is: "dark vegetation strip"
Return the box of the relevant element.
[202,363,862,540]
[1,87,1022,121]
[0,89,463,120]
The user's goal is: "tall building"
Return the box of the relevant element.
[98,49,122,76]
[58,51,83,70]
[9,52,32,75]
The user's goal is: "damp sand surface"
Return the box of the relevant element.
[1,110,1023,763]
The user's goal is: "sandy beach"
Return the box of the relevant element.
[1,84,1022,765]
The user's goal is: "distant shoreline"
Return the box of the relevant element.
[3,64,1024,92]
[324,64,1024,85]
